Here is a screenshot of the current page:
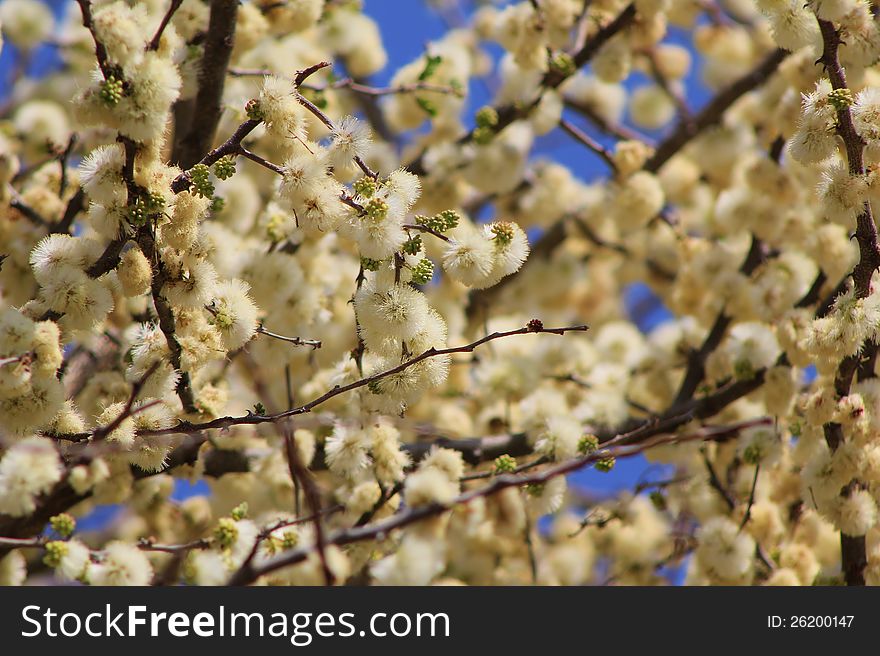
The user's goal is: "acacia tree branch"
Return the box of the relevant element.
[171,118,262,193]
[559,118,617,172]
[9,197,49,227]
[173,0,238,169]
[230,68,463,99]
[130,322,589,438]
[170,63,331,193]
[816,17,876,587]
[283,423,334,585]
[147,0,184,51]
[563,98,654,144]
[644,47,788,172]
[256,325,322,349]
[75,0,112,78]
[227,417,770,585]
[51,188,85,235]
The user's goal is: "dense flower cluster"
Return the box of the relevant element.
[3,0,880,587]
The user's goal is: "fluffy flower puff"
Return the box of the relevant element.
[371,534,445,585]
[0,551,27,586]
[209,279,260,351]
[361,353,426,415]
[534,415,583,461]
[442,223,497,288]
[0,437,63,517]
[355,280,431,346]
[802,284,880,365]
[117,247,152,298]
[526,475,567,516]
[127,324,181,400]
[419,446,465,484]
[79,144,126,206]
[115,53,182,142]
[96,402,138,450]
[737,425,784,466]
[264,0,324,33]
[789,81,838,159]
[162,258,218,309]
[258,75,308,142]
[327,116,371,172]
[484,221,529,283]
[725,322,780,379]
[92,1,148,68]
[404,467,458,507]
[852,86,880,147]
[368,420,410,485]
[279,150,331,206]
[127,402,177,472]
[807,0,857,22]
[184,550,228,586]
[0,0,54,50]
[818,161,866,226]
[89,541,153,586]
[607,171,665,231]
[766,1,821,51]
[695,516,756,582]
[346,210,407,260]
[54,540,91,582]
[296,183,349,234]
[832,488,877,536]
[164,191,212,251]
[29,234,102,286]
[0,376,65,435]
[384,169,422,212]
[852,378,880,431]
[324,424,372,480]
[40,271,115,330]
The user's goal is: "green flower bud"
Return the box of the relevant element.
[99,75,125,106]
[743,443,763,465]
[245,98,264,121]
[828,88,853,111]
[473,125,495,145]
[475,106,499,129]
[364,197,389,220]
[416,97,438,117]
[410,258,434,285]
[490,222,515,245]
[353,176,378,198]
[43,541,69,568]
[214,517,238,549]
[494,454,517,474]
[231,502,249,521]
[402,234,423,255]
[189,163,214,199]
[525,483,545,497]
[649,490,667,511]
[50,513,76,539]
[577,434,599,455]
[213,156,236,181]
[550,52,576,78]
[595,456,615,472]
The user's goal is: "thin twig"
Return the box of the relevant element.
[256,325,322,349]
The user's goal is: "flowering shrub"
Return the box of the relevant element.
[2,0,880,587]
